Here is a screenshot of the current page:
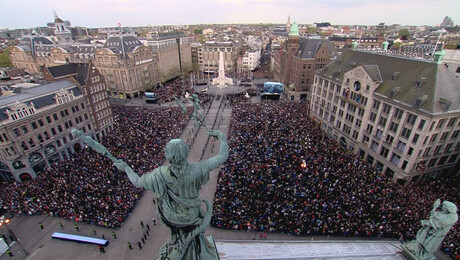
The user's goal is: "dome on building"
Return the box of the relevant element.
[288,22,299,37]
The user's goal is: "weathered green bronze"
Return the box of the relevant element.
[72,128,228,260]
[403,199,458,260]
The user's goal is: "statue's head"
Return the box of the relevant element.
[442,201,458,213]
[165,139,189,165]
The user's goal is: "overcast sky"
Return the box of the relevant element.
[1,0,458,29]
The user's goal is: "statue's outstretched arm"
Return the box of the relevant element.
[114,161,143,188]
[204,130,229,170]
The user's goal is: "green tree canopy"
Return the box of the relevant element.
[194,28,203,35]
[0,46,13,68]
[398,28,410,40]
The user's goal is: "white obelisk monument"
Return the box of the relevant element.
[212,51,233,88]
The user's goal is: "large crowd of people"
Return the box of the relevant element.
[211,102,459,258]
[0,105,190,228]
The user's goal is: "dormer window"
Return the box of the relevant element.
[55,89,75,104]
[6,101,36,121]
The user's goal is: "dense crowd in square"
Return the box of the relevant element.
[211,102,460,259]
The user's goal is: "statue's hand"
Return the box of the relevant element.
[434,199,441,209]
[207,130,222,139]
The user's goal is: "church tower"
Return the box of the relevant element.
[53,11,73,44]
[286,14,291,33]
[282,22,300,87]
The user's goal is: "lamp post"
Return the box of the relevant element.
[0,216,29,255]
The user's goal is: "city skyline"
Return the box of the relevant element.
[1,0,459,30]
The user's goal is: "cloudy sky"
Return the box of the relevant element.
[1,0,458,29]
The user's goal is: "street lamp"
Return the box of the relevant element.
[0,216,29,255]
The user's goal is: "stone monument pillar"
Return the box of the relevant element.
[402,199,458,260]
[212,51,233,88]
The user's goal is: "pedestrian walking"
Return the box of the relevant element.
[146,230,150,236]
[138,242,142,250]
[6,249,14,257]
[39,222,44,229]
[112,231,117,239]
[74,224,79,231]
[141,237,145,244]
[92,228,97,235]
[102,234,106,239]
[128,242,133,249]
[146,224,150,231]
[152,197,156,204]
[152,217,156,226]
[59,222,63,228]
[143,233,147,240]
[140,220,144,229]
[98,245,105,253]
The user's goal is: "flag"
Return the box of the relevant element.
[117,22,122,30]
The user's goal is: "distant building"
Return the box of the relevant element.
[0,80,94,182]
[145,33,192,82]
[9,35,55,73]
[197,42,239,74]
[42,61,114,139]
[310,49,460,184]
[440,16,454,28]
[240,49,261,71]
[92,34,160,99]
[273,22,337,101]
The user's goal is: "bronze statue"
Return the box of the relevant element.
[404,199,458,260]
[73,128,228,260]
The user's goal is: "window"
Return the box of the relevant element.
[393,108,403,120]
[428,158,438,167]
[389,122,399,132]
[376,129,383,139]
[378,117,387,127]
[430,134,438,143]
[412,134,420,144]
[12,128,21,137]
[366,124,373,134]
[436,119,446,129]
[38,119,44,127]
[21,126,28,134]
[369,112,377,122]
[386,135,394,145]
[452,130,459,139]
[380,147,389,158]
[391,153,401,165]
[31,121,38,129]
[447,117,457,127]
[423,147,431,156]
[408,147,414,156]
[57,125,63,132]
[401,161,408,170]
[406,113,417,125]
[418,119,426,130]
[46,116,52,124]
[382,103,391,114]
[429,122,436,131]
[401,127,411,139]
[440,132,449,141]
[372,100,380,110]
[434,145,442,155]
[397,141,406,151]
[445,143,453,153]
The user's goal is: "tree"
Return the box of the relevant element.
[0,46,13,68]
[193,28,203,35]
[398,28,410,41]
